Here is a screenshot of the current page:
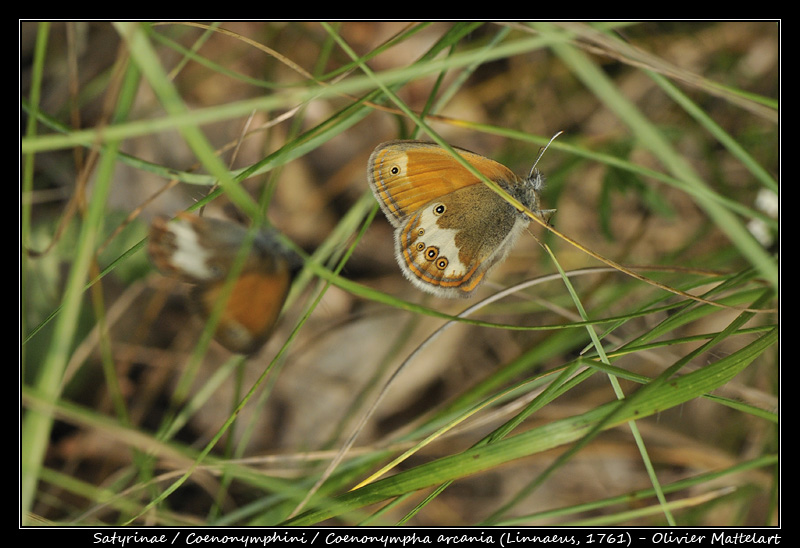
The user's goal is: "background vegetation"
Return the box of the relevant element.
[20,21,778,526]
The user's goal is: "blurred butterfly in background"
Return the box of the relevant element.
[148,213,302,354]
[367,137,558,298]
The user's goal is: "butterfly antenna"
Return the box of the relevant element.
[529,130,563,178]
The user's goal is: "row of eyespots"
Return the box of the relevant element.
[414,202,448,271]
[414,240,449,271]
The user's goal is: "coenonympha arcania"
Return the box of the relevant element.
[148,213,301,354]
[367,139,556,298]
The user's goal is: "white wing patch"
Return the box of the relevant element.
[167,222,216,280]
[414,206,468,277]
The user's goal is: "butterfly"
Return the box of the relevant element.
[148,213,301,354]
[367,139,556,298]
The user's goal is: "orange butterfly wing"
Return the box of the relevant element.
[367,140,519,225]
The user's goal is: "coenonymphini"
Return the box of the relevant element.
[367,135,558,298]
[148,213,301,354]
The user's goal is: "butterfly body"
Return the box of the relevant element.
[368,140,553,298]
[148,213,301,354]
